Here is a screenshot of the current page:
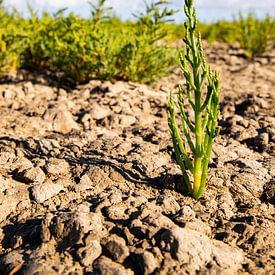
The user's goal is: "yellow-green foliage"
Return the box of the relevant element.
[0,0,274,82]
[166,13,275,57]
[0,0,177,83]
[236,12,275,57]
[199,21,237,44]
[0,7,25,74]
[115,1,177,83]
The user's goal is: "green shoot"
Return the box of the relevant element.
[168,0,220,200]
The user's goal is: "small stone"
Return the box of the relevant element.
[31,182,64,203]
[137,251,158,275]
[45,158,70,178]
[3,89,15,99]
[161,228,244,272]
[257,133,269,147]
[142,212,176,232]
[44,107,79,134]
[105,202,129,220]
[156,196,180,214]
[184,219,212,237]
[80,174,93,185]
[77,240,102,267]
[11,157,33,174]
[90,104,110,120]
[0,175,10,193]
[108,192,123,204]
[130,219,148,239]
[0,188,30,223]
[174,206,196,224]
[94,256,134,275]
[55,110,79,133]
[0,250,24,273]
[258,98,269,109]
[44,211,104,249]
[104,235,130,263]
[15,167,45,184]
[119,114,137,127]
[23,81,35,93]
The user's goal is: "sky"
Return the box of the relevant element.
[3,0,275,23]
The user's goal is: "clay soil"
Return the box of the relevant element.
[0,43,274,274]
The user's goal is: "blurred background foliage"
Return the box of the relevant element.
[0,0,274,83]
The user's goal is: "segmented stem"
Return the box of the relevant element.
[168,0,220,200]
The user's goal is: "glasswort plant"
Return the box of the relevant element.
[168,0,220,200]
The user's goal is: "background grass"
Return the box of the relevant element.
[0,1,274,83]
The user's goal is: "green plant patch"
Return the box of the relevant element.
[0,1,274,82]
[168,0,220,200]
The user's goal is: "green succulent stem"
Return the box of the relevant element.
[168,0,220,200]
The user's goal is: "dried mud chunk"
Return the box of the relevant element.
[142,212,176,229]
[114,141,132,155]
[230,173,265,198]
[0,188,30,223]
[77,240,102,267]
[21,263,57,275]
[46,211,104,249]
[80,174,93,185]
[161,228,244,273]
[130,219,148,239]
[136,250,158,275]
[108,168,125,182]
[0,250,24,274]
[156,195,180,215]
[184,219,212,237]
[44,107,79,134]
[94,256,134,275]
[11,157,33,174]
[104,202,131,221]
[14,167,45,184]
[216,193,236,220]
[104,235,130,263]
[247,224,275,254]
[0,152,16,170]
[90,103,110,120]
[118,114,137,127]
[74,174,94,191]
[0,174,10,193]
[128,195,148,208]
[136,114,156,127]
[45,158,71,179]
[85,166,112,188]
[138,202,162,220]
[212,144,238,164]
[31,182,65,203]
[261,180,275,205]
[249,132,270,152]
[173,206,196,224]
[139,152,170,174]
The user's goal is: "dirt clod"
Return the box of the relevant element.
[0,43,274,274]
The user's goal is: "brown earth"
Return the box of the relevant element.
[0,42,274,274]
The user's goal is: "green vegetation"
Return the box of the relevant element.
[0,1,274,82]
[0,0,177,83]
[166,13,275,57]
[236,12,275,57]
[168,0,220,200]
